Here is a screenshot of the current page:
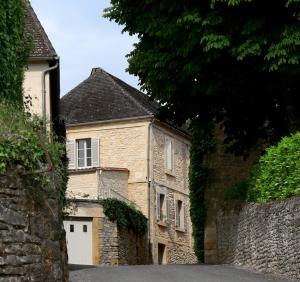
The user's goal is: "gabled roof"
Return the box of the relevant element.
[24,0,57,59]
[61,68,159,125]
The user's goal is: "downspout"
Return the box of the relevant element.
[41,57,59,129]
[147,118,154,261]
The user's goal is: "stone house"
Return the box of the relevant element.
[61,68,197,265]
[23,0,60,131]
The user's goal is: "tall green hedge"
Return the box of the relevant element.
[0,0,30,106]
[225,132,300,203]
[247,132,300,203]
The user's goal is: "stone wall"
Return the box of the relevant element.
[150,124,196,264]
[118,226,149,265]
[217,197,300,281]
[204,128,265,263]
[0,169,68,281]
[98,217,150,266]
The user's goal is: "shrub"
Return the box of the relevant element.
[247,132,300,203]
[0,102,67,207]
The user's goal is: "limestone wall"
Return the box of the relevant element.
[217,197,300,281]
[98,217,149,266]
[118,226,149,265]
[0,169,68,281]
[150,124,196,264]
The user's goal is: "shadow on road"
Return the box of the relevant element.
[69,264,96,271]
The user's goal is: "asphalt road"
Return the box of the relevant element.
[69,264,293,282]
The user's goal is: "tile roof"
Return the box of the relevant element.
[61,68,159,125]
[24,0,57,58]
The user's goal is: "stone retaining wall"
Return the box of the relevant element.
[0,169,68,282]
[98,217,150,266]
[217,197,300,281]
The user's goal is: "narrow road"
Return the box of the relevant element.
[69,264,292,282]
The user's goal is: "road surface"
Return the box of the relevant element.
[69,264,292,282]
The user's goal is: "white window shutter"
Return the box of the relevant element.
[66,140,76,169]
[167,140,173,171]
[91,138,99,167]
[157,193,161,221]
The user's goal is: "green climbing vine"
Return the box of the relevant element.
[102,198,147,235]
[0,102,68,209]
[189,121,215,262]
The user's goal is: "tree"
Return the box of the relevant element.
[105,0,300,153]
[0,0,29,106]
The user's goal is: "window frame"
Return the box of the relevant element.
[175,199,183,228]
[76,138,92,169]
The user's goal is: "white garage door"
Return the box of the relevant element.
[64,218,93,265]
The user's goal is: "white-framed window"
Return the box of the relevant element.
[77,139,92,168]
[67,138,99,169]
[166,138,174,173]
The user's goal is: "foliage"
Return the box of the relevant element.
[224,179,250,202]
[0,102,68,208]
[105,0,300,154]
[189,121,215,261]
[102,198,147,235]
[0,0,30,106]
[247,132,300,203]
[225,132,300,203]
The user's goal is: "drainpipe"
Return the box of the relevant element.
[41,57,59,129]
[147,118,154,261]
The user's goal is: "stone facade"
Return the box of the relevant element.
[217,197,300,281]
[0,169,68,282]
[98,217,149,266]
[149,124,197,264]
[65,117,196,265]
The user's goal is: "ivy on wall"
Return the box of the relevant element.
[189,121,215,262]
[0,102,68,209]
[102,198,147,235]
[0,0,30,106]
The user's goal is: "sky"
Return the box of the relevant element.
[30,0,139,97]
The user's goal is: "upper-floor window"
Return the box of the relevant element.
[66,138,99,169]
[156,189,170,224]
[175,198,187,231]
[175,200,183,227]
[166,139,174,173]
[77,139,92,168]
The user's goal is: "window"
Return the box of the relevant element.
[70,224,74,232]
[67,138,99,170]
[166,139,173,173]
[175,200,183,227]
[159,194,165,221]
[77,139,92,168]
[157,191,170,224]
[83,225,87,232]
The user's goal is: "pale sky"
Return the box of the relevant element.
[30,0,139,97]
